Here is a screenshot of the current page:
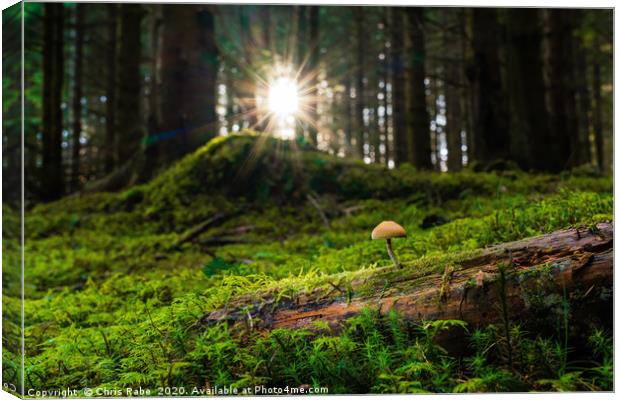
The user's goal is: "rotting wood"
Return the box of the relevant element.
[201,223,613,333]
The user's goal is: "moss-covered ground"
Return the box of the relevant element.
[2,134,613,394]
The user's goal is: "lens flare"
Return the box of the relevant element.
[268,77,299,118]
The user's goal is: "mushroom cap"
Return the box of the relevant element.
[371,221,406,240]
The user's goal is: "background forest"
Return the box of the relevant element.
[2,3,614,202]
[1,2,615,396]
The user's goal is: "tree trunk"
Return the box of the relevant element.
[372,90,381,164]
[470,8,509,165]
[445,84,462,172]
[459,9,473,167]
[203,223,613,336]
[308,6,319,147]
[505,9,552,171]
[344,72,353,156]
[104,5,118,174]
[158,4,219,162]
[573,24,592,166]
[295,6,308,140]
[143,5,162,181]
[548,9,579,169]
[381,8,391,166]
[444,13,462,172]
[71,4,84,191]
[239,6,257,128]
[115,4,143,166]
[225,63,236,131]
[296,6,307,69]
[354,8,366,159]
[430,75,441,171]
[592,35,605,172]
[389,8,407,166]
[1,4,22,204]
[42,3,65,201]
[261,6,271,49]
[406,8,432,169]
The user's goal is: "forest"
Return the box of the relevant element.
[1,2,614,396]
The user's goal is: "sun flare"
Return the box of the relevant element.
[252,61,318,140]
[268,76,299,119]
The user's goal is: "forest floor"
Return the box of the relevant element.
[2,133,614,394]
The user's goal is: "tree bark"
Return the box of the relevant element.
[239,6,257,127]
[158,4,219,162]
[389,8,407,167]
[225,62,236,132]
[115,4,143,166]
[104,5,118,174]
[344,71,353,156]
[296,6,307,70]
[429,74,441,171]
[261,6,271,49]
[505,9,552,171]
[548,9,579,169]
[372,89,381,164]
[592,35,605,172]
[354,8,366,159]
[459,9,474,167]
[308,6,320,147]
[71,4,84,191]
[295,6,308,140]
[445,88,462,172]
[203,223,613,335]
[1,4,22,203]
[406,8,432,169]
[143,5,162,182]
[573,24,592,166]
[470,8,509,165]
[381,8,391,166]
[42,3,65,201]
[444,12,462,172]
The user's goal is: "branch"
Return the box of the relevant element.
[175,211,241,247]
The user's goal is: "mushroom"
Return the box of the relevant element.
[475,270,485,288]
[371,221,406,268]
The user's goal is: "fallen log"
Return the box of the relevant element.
[175,211,240,247]
[202,223,613,335]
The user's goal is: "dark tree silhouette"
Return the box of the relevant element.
[470,8,509,165]
[42,3,65,200]
[406,8,431,169]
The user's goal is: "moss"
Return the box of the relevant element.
[2,134,613,394]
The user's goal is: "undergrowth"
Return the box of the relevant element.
[2,133,613,394]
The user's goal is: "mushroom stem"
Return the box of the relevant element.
[385,238,402,268]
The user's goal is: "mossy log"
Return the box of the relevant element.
[202,223,613,334]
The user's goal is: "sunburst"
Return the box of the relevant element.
[251,60,319,140]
